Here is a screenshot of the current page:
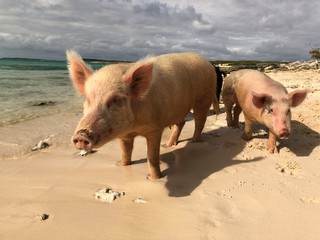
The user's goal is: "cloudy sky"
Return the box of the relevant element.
[0,0,319,61]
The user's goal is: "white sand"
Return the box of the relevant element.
[0,70,319,240]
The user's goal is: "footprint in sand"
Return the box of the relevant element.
[217,180,272,200]
[300,196,320,204]
[276,160,302,176]
[223,168,238,175]
[216,189,234,199]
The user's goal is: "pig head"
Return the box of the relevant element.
[251,90,308,141]
[67,51,151,151]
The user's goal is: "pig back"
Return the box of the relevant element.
[134,52,216,127]
[234,70,288,108]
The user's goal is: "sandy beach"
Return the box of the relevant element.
[0,69,319,240]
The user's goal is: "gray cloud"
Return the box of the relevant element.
[0,0,319,61]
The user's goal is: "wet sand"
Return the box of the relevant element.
[0,70,319,240]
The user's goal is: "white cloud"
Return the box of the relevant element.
[192,19,215,33]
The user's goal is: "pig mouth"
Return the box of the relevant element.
[278,131,290,139]
[72,129,99,150]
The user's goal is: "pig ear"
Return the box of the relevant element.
[252,91,271,109]
[124,63,153,99]
[66,49,93,95]
[289,89,308,107]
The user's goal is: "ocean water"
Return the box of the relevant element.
[0,58,107,127]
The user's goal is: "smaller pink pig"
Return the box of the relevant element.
[67,50,219,179]
[222,69,308,153]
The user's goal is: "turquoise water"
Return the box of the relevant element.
[0,58,108,126]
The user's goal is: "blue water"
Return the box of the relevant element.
[0,58,108,126]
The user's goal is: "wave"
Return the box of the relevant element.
[0,58,114,71]
[0,58,67,71]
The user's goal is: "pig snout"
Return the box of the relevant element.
[72,129,98,150]
[278,128,290,139]
[275,117,291,139]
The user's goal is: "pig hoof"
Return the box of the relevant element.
[162,143,172,148]
[241,133,252,141]
[115,160,131,166]
[191,137,202,143]
[146,173,162,181]
[227,121,234,127]
[162,142,178,148]
[267,142,278,154]
[165,141,178,147]
[268,147,278,154]
[268,148,275,154]
[161,143,170,148]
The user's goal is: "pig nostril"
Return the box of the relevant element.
[72,129,98,150]
[279,131,290,139]
[73,138,81,146]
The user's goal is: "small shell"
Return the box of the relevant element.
[95,188,125,203]
[77,149,95,156]
[36,214,49,221]
[31,140,50,151]
[133,198,147,204]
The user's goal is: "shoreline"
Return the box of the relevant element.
[0,69,319,240]
[0,109,81,160]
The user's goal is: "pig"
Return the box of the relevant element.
[214,65,226,102]
[67,50,220,179]
[222,69,308,153]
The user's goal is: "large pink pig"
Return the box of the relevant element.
[222,69,307,153]
[67,50,220,179]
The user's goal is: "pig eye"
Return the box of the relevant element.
[267,108,273,114]
[106,96,126,108]
[286,109,291,115]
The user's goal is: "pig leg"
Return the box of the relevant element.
[146,131,163,180]
[233,105,242,128]
[242,117,253,141]
[267,132,277,154]
[192,102,211,142]
[166,121,186,147]
[224,101,234,127]
[119,137,134,165]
